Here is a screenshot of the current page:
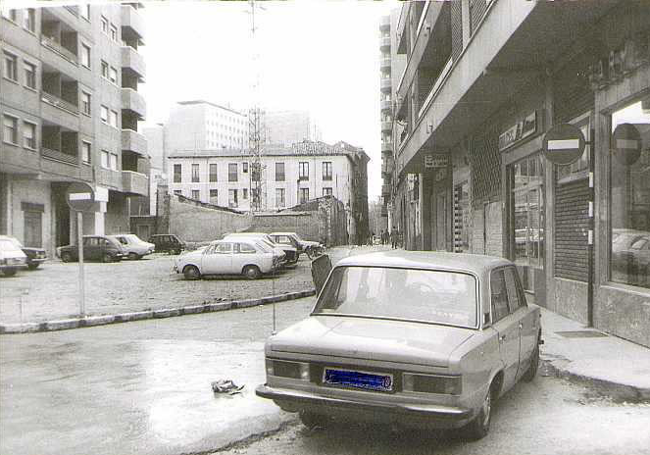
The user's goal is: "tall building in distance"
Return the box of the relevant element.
[264,110,319,146]
[0,3,148,256]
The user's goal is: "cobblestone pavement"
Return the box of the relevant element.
[0,245,390,324]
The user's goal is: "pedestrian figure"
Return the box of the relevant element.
[390,227,397,249]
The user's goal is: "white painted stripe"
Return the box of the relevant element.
[547,139,580,150]
[69,192,92,201]
[616,139,639,149]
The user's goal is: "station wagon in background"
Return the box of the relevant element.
[58,235,125,263]
[256,251,542,440]
[174,239,282,280]
[148,234,186,255]
[109,234,155,260]
[0,236,28,277]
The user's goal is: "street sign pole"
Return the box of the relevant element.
[77,211,86,317]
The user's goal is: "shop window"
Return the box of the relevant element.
[609,99,650,289]
[510,154,544,268]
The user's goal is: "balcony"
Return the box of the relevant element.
[121,88,146,119]
[381,120,392,132]
[380,99,391,112]
[41,35,78,65]
[380,36,391,50]
[380,78,391,92]
[42,147,78,166]
[121,5,145,44]
[382,156,394,176]
[381,141,393,152]
[41,92,79,131]
[41,91,78,115]
[382,184,391,197]
[121,46,146,80]
[380,57,391,71]
[121,129,147,156]
[122,170,148,196]
[380,15,390,30]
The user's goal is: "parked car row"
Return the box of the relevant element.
[57,234,155,263]
[0,235,47,277]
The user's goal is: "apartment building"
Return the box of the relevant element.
[0,3,148,256]
[265,110,321,146]
[390,0,650,346]
[167,140,370,244]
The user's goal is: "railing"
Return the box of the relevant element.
[381,141,393,151]
[41,35,78,65]
[380,36,391,48]
[42,147,78,166]
[381,121,392,131]
[64,5,79,16]
[380,57,391,69]
[380,99,391,111]
[380,79,391,89]
[418,57,453,120]
[41,91,79,115]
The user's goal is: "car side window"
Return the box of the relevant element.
[117,237,128,245]
[490,269,510,323]
[214,243,232,254]
[239,243,256,253]
[504,267,523,313]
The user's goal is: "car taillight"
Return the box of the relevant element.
[266,359,310,381]
[402,373,462,395]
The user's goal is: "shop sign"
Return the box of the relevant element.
[498,111,538,152]
[612,123,642,165]
[542,123,586,165]
[424,154,449,169]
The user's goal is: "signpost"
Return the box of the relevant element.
[65,183,99,318]
[612,123,642,165]
[542,124,586,165]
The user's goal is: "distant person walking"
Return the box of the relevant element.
[390,227,397,249]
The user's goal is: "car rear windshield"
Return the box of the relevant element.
[313,266,478,328]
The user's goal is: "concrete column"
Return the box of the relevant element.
[420,171,434,250]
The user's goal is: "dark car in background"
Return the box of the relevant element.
[58,235,125,263]
[4,235,47,270]
[148,234,186,255]
[224,232,299,265]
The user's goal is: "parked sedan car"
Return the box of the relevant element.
[148,234,186,255]
[256,251,542,440]
[58,235,125,263]
[0,236,28,277]
[271,232,324,258]
[224,233,298,265]
[109,234,155,260]
[3,235,47,270]
[173,239,281,280]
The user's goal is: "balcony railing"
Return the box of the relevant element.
[121,129,147,156]
[64,5,79,16]
[382,184,391,196]
[381,141,393,152]
[380,36,391,49]
[380,99,391,111]
[418,57,453,120]
[41,35,78,65]
[380,57,391,70]
[380,79,391,91]
[381,120,392,132]
[121,88,146,118]
[42,147,78,166]
[41,91,79,115]
[122,170,148,196]
[121,46,146,79]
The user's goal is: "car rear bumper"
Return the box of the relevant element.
[255,384,472,424]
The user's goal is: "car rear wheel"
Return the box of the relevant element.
[463,383,494,441]
[61,252,73,263]
[522,337,540,382]
[183,265,201,280]
[101,253,113,263]
[242,265,261,280]
[299,411,329,430]
[128,252,141,261]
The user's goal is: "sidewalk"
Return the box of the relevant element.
[538,305,650,401]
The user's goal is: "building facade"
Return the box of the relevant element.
[1,3,148,257]
[389,0,650,347]
[265,110,318,146]
[167,140,370,244]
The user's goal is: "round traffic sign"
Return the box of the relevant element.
[542,124,586,165]
[65,182,97,212]
[612,123,642,165]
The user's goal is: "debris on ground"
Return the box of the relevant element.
[211,379,245,395]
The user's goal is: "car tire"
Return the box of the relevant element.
[183,265,201,280]
[299,411,329,430]
[28,263,40,270]
[61,252,73,263]
[522,337,540,382]
[1,268,17,277]
[463,383,494,441]
[101,253,113,263]
[242,265,261,280]
[128,252,140,261]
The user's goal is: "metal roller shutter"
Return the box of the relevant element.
[554,178,590,281]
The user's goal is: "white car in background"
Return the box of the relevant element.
[109,234,155,260]
[173,239,281,280]
[0,236,28,277]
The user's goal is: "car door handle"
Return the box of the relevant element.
[499,334,507,342]
[519,323,524,329]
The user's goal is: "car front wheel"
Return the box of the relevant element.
[101,253,113,263]
[128,252,141,260]
[299,411,329,430]
[463,384,494,441]
[28,263,40,270]
[523,337,540,382]
[242,265,261,280]
[1,268,17,277]
[61,252,73,263]
[183,265,201,280]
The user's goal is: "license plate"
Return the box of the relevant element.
[323,368,393,392]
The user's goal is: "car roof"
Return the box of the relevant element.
[212,238,255,244]
[335,250,512,275]
[227,232,269,236]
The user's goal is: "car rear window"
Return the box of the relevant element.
[314,266,478,328]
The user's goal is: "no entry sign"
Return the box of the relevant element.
[612,123,642,165]
[66,182,98,212]
[542,124,586,165]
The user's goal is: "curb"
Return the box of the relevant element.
[0,289,317,335]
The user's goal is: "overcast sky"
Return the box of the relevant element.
[137,0,399,201]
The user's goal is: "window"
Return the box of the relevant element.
[81,92,91,115]
[101,16,108,34]
[510,154,544,268]
[4,52,17,81]
[191,189,200,200]
[322,187,333,196]
[209,189,218,204]
[24,62,36,89]
[109,66,117,84]
[275,162,285,181]
[82,141,91,164]
[23,121,36,149]
[228,189,238,208]
[239,242,256,254]
[209,163,218,182]
[276,188,285,208]
[504,267,526,312]
[228,163,238,182]
[110,24,118,42]
[243,162,249,173]
[299,162,309,180]
[101,60,108,79]
[2,8,16,22]
[101,150,109,168]
[109,110,118,127]
[490,269,510,323]
[300,188,309,204]
[322,161,332,181]
[173,164,182,183]
[242,188,248,200]
[80,44,90,69]
[100,105,108,123]
[173,189,182,196]
[80,4,90,20]
[191,164,200,182]
[24,8,35,32]
[3,115,18,144]
[109,153,118,170]
[609,100,650,289]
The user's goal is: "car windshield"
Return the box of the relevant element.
[255,241,271,253]
[313,266,478,328]
[0,239,21,251]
